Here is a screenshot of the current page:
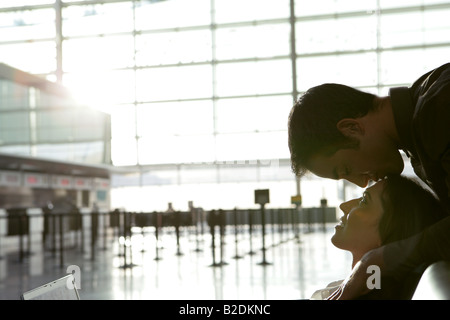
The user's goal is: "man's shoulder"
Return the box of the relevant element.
[412,62,450,98]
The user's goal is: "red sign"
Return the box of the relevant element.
[27,176,38,184]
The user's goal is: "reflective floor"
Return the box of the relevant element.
[0,223,352,300]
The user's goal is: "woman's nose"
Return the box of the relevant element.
[339,198,358,213]
[339,200,350,213]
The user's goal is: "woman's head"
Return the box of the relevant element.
[332,174,447,258]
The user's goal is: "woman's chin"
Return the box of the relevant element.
[330,234,345,250]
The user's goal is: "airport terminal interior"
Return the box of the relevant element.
[0,0,449,300]
[1,211,352,300]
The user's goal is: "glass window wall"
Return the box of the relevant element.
[0,0,449,210]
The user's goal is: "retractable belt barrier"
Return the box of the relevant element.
[0,206,334,269]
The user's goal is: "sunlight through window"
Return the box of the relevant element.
[0,0,449,210]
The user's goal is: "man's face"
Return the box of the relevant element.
[306,144,405,188]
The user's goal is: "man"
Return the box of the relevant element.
[287,62,450,299]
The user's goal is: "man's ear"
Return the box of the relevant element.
[336,119,365,137]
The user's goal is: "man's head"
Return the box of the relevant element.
[287,83,404,187]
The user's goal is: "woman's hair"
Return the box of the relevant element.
[378,174,448,245]
[287,83,377,177]
[358,174,449,300]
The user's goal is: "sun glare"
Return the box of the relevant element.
[64,71,119,114]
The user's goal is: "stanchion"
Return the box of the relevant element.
[280,209,287,243]
[284,209,289,242]
[257,203,271,266]
[321,198,328,232]
[26,213,31,258]
[278,208,284,244]
[59,213,64,268]
[193,206,202,253]
[19,213,24,263]
[231,208,242,259]
[14,209,33,263]
[294,205,301,243]
[134,212,146,253]
[102,211,108,250]
[270,208,276,247]
[51,213,57,257]
[154,211,162,261]
[174,211,184,256]
[110,209,121,244]
[91,210,98,261]
[254,189,271,266]
[118,211,136,269]
[17,215,24,262]
[75,211,83,251]
[247,209,256,256]
[307,208,313,233]
[199,208,205,244]
[80,211,85,252]
[287,208,296,239]
[115,210,125,258]
[208,210,221,267]
[218,209,228,266]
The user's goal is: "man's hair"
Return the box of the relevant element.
[379,174,448,245]
[287,83,378,177]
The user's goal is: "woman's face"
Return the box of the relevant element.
[331,179,385,255]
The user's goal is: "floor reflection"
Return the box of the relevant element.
[0,223,352,300]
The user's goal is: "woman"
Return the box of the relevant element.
[311,174,448,300]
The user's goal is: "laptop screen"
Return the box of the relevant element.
[21,274,80,300]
